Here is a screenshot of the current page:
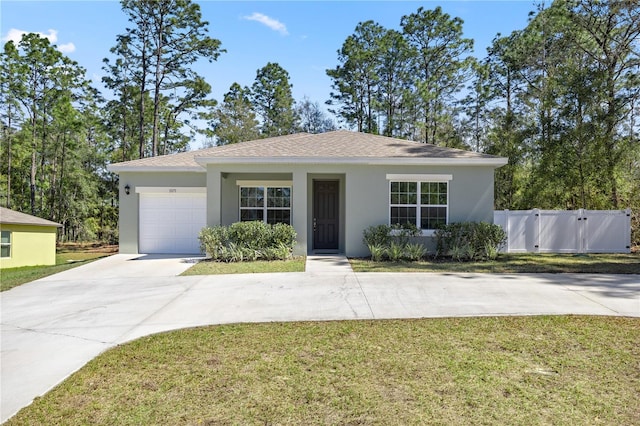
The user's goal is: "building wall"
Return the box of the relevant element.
[206,163,497,257]
[0,224,58,268]
[343,164,496,256]
[118,164,497,257]
[117,171,206,253]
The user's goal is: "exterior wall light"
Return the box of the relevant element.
[124,184,130,195]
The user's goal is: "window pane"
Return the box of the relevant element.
[0,231,10,244]
[1,245,9,258]
[420,206,447,229]
[421,182,447,206]
[267,187,291,208]
[390,182,417,205]
[240,209,263,222]
[267,210,291,225]
[420,182,429,204]
[391,206,417,227]
[240,187,264,208]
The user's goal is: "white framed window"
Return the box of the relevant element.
[389,177,449,231]
[239,186,292,225]
[1,231,11,258]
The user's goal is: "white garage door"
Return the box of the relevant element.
[139,192,206,254]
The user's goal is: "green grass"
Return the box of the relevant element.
[1,245,116,292]
[7,316,639,425]
[350,253,640,274]
[181,256,306,275]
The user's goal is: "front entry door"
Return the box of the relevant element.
[313,180,339,250]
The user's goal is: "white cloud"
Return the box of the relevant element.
[58,42,76,53]
[243,12,288,36]
[3,28,74,53]
[4,28,58,44]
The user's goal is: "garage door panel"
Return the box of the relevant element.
[139,192,206,254]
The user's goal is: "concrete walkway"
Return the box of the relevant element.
[305,254,354,273]
[1,254,639,422]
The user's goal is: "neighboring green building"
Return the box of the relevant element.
[0,207,61,269]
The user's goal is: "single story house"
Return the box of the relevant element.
[108,131,507,257]
[0,207,62,269]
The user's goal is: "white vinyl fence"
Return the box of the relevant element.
[494,209,632,254]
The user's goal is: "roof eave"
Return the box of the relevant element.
[195,156,508,167]
[1,220,62,227]
[106,165,205,173]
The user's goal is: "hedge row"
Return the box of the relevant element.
[199,221,296,262]
[363,222,506,262]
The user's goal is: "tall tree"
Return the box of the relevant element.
[105,0,224,158]
[327,20,385,133]
[400,7,474,145]
[251,62,298,137]
[0,33,112,240]
[206,82,260,145]
[1,34,87,215]
[482,32,529,209]
[562,0,640,208]
[376,28,411,137]
[0,39,24,209]
[296,97,336,134]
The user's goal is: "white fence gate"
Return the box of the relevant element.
[494,209,632,253]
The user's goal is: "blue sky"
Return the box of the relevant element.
[2,1,537,135]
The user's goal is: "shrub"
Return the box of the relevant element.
[368,244,387,262]
[387,242,405,262]
[363,224,393,248]
[391,222,421,245]
[435,222,506,261]
[228,221,268,251]
[363,223,426,262]
[404,242,427,261]
[200,221,297,262]
[270,223,297,248]
[261,242,293,261]
[199,225,230,259]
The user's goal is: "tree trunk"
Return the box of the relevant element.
[5,106,12,209]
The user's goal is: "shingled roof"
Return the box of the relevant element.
[0,207,62,227]
[108,131,506,172]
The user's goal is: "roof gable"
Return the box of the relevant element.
[108,130,507,172]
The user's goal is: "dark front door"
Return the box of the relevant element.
[313,180,339,250]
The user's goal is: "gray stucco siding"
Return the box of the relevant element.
[340,165,496,256]
[118,163,497,257]
[448,166,496,224]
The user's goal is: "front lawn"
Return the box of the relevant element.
[350,253,640,274]
[1,243,116,292]
[7,316,639,425]
[181,256,306,275]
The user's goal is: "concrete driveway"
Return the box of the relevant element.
[1,254,639,422]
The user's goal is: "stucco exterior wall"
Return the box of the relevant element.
[343,165,496,257]
[0,224,58,268]
[118,171,206,253]
[120,163,496,257]
[203,163,496,257]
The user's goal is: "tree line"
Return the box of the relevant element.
[1,0,638,244]
[327,1,638,241]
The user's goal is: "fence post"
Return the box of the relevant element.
[626,208,632,253]
[533,208,540,253]
[578,208,585,254]
[505,209,510,253]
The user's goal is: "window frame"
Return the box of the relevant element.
[238,182,292,225]
[1,230,11,258]
[387,174,451,235]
